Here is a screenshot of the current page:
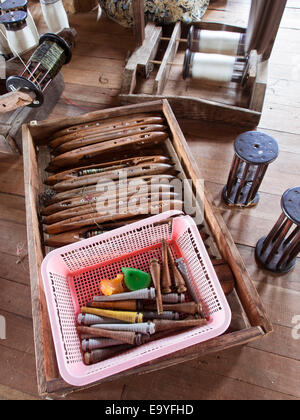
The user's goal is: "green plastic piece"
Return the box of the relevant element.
[121,267,151,291]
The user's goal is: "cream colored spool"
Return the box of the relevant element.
[0,0,39,55]
[191,53,236,83]
[197,30,241,56]
[6,25,38,56]
[0,24,11,55]
[26,10,39,42]
[40,0,70,34]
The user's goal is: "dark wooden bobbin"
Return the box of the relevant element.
[255,187,300,274]
[222,131,279,208]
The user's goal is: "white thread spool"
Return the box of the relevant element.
[0,24,11,55]
[0,0,39,51]
[25,9,39,41]
[188,27,245,56]
[1,11,38,56]
[40,0,69,34]
[183,50,246,84]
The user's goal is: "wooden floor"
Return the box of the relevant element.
[0,0,300,400]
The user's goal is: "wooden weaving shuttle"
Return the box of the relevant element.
[44,219,144,248]
[51,162,176,192]
[42,174,177,206]
[45,200,184,235]
[43,191,180,225]
[50,114,165,148]
[42,185,178,216]
[45,155,170,185]
[47,132,169,170]
[54,124,168,154]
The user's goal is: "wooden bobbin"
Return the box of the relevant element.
[81,307,144,324]
[161,240,172,294]
[256,187,300,273]
[150,259,163,315]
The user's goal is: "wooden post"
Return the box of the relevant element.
[246,0,287,60]
[132,0,145,48]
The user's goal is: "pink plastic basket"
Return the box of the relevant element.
[41,210,231,386]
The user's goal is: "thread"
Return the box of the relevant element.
[77,313,127,326]
[0,24,10,55]
[196,30,241,56]
[81,338,124,351]
[81,307,144,324]
[6,24,38,55]
[142,311,180,320]
[87,300,137,311]
[93,288,156,302]
[176,258,200,304]
[40,0,70,34]
[90,322,156,335]
[77,326,137,345]
[161,293,185,304]
[30,40,66,79]
[26,10,39,42]
[191,53,235,83]
[84,345,131,365]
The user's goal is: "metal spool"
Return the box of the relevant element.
[187,26,246,57]
[0,0,28,13]
[6,32,72,107]
[0,9,27,30]
[222,131,279,208]
[256,187,300,273]
[183,49,248,84]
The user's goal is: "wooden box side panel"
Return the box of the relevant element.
[22,125,60,396]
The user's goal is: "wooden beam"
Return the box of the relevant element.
[154,22,181,95]
[132,0,145,48]
[246,0,288,60]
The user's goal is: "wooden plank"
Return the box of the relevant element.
[119,93,261,127]
[0,310,34,356]
[154,22,181,95]
[0,345,39,397]
[0,155,24,196]
[0,277,32,319]
[121,23,163,94]
[0,384,40,401]
[0,251,30,286]
[121,357,298,400]
[23,126,60,396]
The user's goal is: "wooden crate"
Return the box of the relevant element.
[119,21,268,128]
[23,99,272,398]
